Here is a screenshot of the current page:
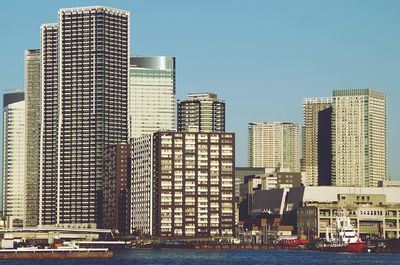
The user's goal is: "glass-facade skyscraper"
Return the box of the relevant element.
[129,56,176,138]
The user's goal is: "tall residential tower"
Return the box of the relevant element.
[24,49,41,227]
[39,6,129,228]
[332,89,386,187]
[302,98,332,186]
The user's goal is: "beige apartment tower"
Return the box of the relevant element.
[24,49,41,227]
[248,122,300,172]
[332,89,386,187]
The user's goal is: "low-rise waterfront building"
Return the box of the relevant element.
[238,186,400,240]
[297,194,400,240]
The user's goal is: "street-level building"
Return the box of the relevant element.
[239,169,302,200]
[297,194,400,240]
[234,167,266,201]
[131,131,235,237]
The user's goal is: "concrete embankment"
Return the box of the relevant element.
[0,250,113,260]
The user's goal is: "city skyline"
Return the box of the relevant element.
[0,0,399,179]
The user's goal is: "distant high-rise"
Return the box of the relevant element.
[2,91,25,228]
[332,89,386,187]
[248,122,300,172]
[177,93,225,132]
[302,98,332,186]
[24,49,41,227]
[39,6,129,228]
[129,56,176,138]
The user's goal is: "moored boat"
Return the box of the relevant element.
[0,242,113,260]
[320,210,366,253]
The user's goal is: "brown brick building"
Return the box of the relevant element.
[102,144,131,235]
[131,131,235,237]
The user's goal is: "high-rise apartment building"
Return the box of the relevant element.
[39,6,129,227]
[248,122,300,172]
[39,23,59,226]
[102,144,131,235]
[332,89,386,187]
[302,98,332,186]
[317,107,333,186]
[131,131,235,237]
[129,56,176,138]
[2,91,25,228]
[24,49,41,227]
[177,93,225,132]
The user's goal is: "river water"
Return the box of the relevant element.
[0,249,399,265]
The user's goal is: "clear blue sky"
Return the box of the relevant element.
[1,0,399,179]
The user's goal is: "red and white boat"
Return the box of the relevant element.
[320,210,366,253]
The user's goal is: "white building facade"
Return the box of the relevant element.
[2,93,26,228]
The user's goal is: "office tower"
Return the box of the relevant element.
[248,122,300,172]
[131,131,235,237]
[2,91,25,227]
[302,98,332,186]
[39,6,129,227]
[177,93,225,132]
[24,49,41,227]
[129,56,176,138]
[102,144,131,235]
[332,89,386,187]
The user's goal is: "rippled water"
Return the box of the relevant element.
[1,249,400,265]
